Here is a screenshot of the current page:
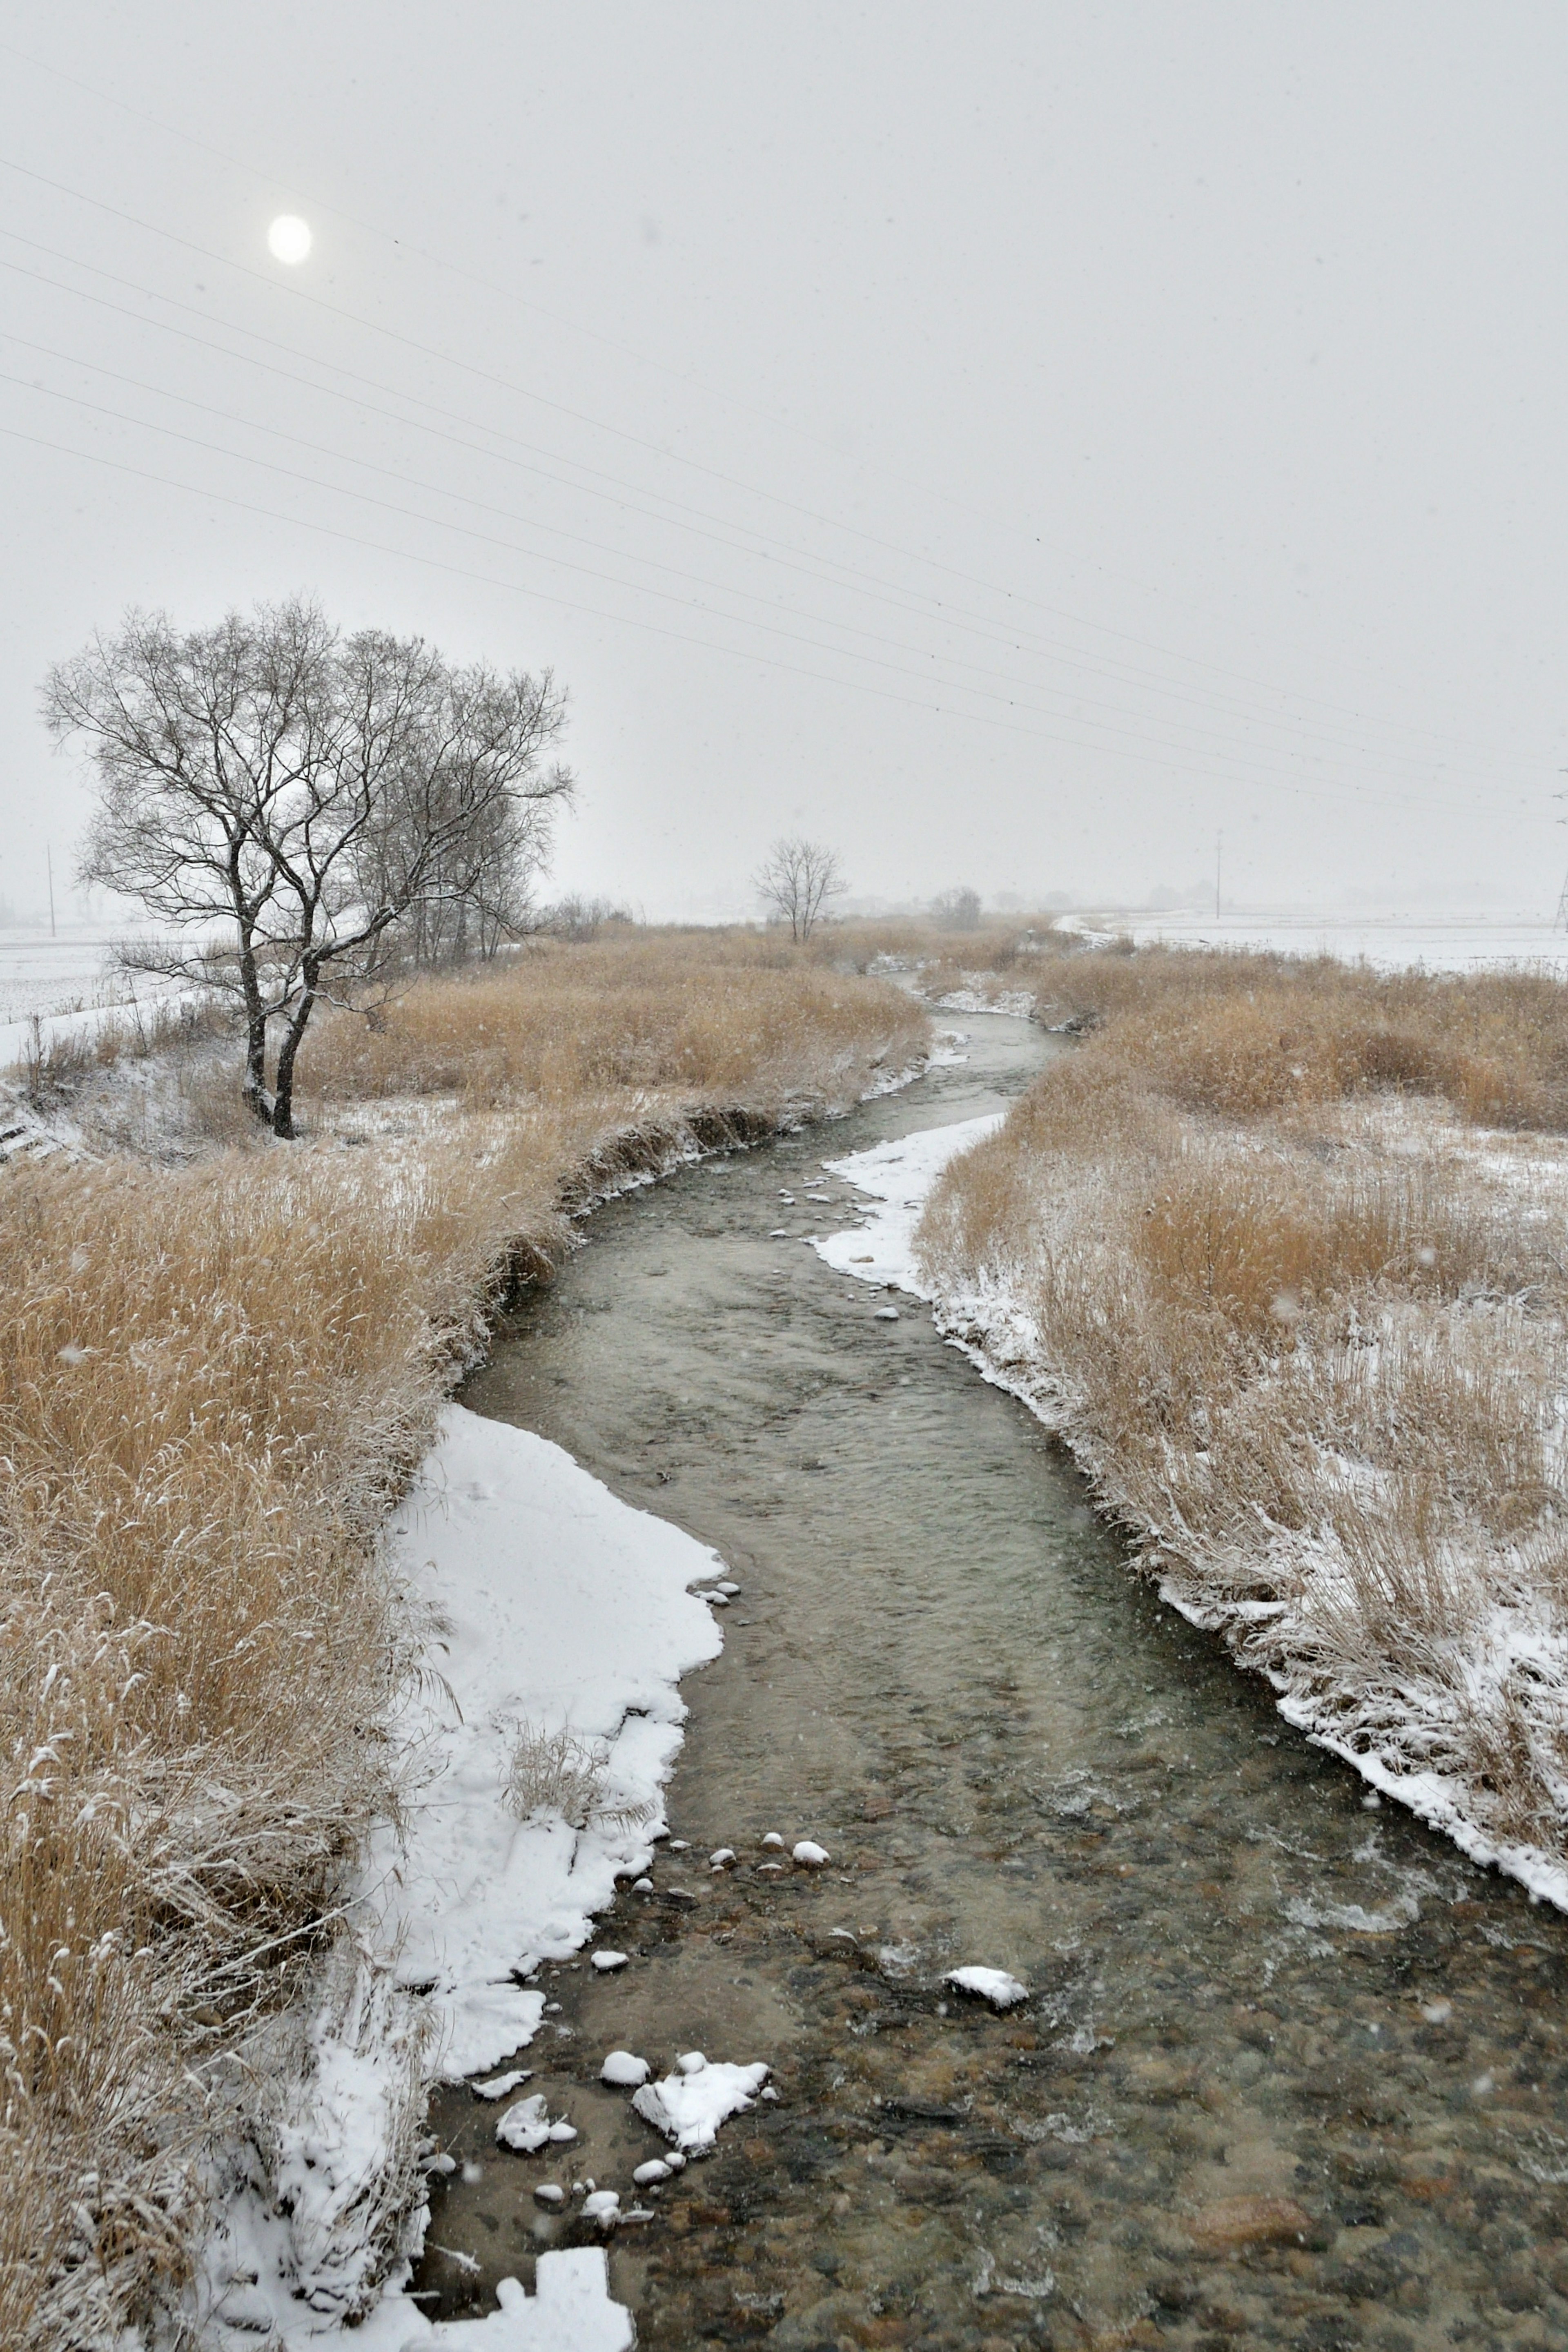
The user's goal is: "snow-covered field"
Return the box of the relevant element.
[0,919,138,1018]
[0,919,190,1068]
[1067,908,1568,974]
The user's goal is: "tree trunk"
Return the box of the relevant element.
[270,973,318,1139]
[236,931,273,1124]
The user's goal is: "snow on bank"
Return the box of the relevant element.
[366,1405,726,2076]
[205,1405,729,2349]
[815,1116,1568,1917]
[813,1116,1005,1293]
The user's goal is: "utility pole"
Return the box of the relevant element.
[1214,831,1222,923]
[46,843,56,938]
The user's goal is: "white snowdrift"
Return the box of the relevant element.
[206,1405,730,2348]
[364,1404,727,2080]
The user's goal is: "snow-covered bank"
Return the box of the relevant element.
[370,1406,726,2076]
[817,1113,1568,1917]
[813,1117,1005,1292]
[203,1406,732,2350]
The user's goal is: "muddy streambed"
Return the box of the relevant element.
[418,1014,1568,2349]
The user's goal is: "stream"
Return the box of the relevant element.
[419,1013,1568,2350]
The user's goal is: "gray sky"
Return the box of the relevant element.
[3,2,1566,921]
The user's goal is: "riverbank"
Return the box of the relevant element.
[0,934,925,2352]
[905,954,1568,1911]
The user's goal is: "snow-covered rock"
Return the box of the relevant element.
[496,2094,576,2153]
[590,1951,628,1973]
[600,2051,650,2088]
[631,2058,770,2151]
[944,1966,1029,2011]
[472,2069,530,2101]
[792,1840,830,1866]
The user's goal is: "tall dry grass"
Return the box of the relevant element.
[0,933,926,2348]
[296,932,926,1110]
[918,950,1568,1878]
[1031,942,1568,1128]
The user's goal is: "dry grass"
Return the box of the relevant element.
[296,932,925,1111]
[503,1723,654,1834]
[1030,942,1568,1128]
[919,948,1568,1877]
[0,930,925,2347]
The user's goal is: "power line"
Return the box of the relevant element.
[2,414,1526,832]
[0,239,1532,797]
[0,149,1511,760]
[0,334,1521,811]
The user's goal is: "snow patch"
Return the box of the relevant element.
[631,2058,771,2150]
[813,1115,1004,1295]
[362,1405,727,2079]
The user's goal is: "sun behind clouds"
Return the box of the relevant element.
[266,214,312,265]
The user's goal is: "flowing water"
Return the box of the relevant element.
[419,1015,1568,2350]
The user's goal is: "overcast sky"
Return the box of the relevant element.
[2,3,1566,921]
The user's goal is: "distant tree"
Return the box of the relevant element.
[538,894,635,943]
[930,886,982,932]
[753,836,846,942]
[47,597,572,1137]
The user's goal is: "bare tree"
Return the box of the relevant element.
[753,835,846,942]
[46,598,573,1137]
[538,895,635,942]
[354,740,559,966]
[930,886,982,932]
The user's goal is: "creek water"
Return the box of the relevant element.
[419,1015,1568,2350]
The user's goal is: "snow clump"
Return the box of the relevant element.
[472,2067,530,2100]
[944,1966,1029,2011]
[632,2055,771,2151]
[497,2093,578,2152]
[600,2050,651,2088]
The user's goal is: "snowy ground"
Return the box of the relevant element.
[200,1406,755,2350]
[0,919,191,1069]
[1062,908,1568,974]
